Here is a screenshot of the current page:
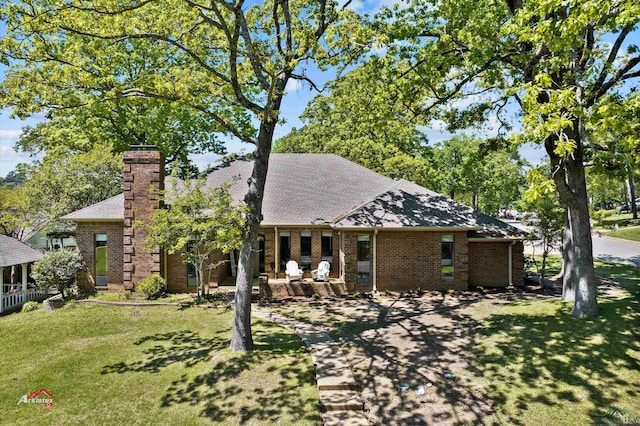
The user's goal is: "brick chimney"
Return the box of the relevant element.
[123,146,164,289]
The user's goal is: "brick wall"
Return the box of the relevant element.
[122,149,164,289]
[261,227,339,279]
[75,221,124,293]
[342,230,469,292]
[468,240,525,287]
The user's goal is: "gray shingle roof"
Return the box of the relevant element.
[61,194,124,221]
[334,180,524,238]
[204,154,395,225]
[60,153,522,238]
[0,235,44,267]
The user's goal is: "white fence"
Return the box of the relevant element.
[1,286,49,313]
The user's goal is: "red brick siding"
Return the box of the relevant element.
[75,222,124,293]
[122,150,164,289]
[342,230,469,292]
[468,241,525,287]
[261,227,339,279]
[165,249,231,293]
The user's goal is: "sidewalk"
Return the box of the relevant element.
[252,306,369,426]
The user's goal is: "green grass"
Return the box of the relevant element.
[272,258,640,425]
[0,304,320,425]
[604,227,640,243]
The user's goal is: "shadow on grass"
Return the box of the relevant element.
[302,268,640,425]
[464,288,640,425]
[101,318,320,424]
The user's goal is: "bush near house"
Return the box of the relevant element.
[31,250,84,300]
[137,274,166,300]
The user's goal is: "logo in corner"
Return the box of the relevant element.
[17,388,54,407]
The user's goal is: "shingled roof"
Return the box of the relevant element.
[0,235,44,267]
[62,194,124,221]
[61,153,522,238]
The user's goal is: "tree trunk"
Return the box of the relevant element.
[627,172,637,220]
[546,128,598,317]
[560,208,574,301]
[229,74,287,352]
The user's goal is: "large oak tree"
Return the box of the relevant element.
[1,0,362,351]
[377,0,640,317]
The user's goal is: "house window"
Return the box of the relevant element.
[357,235,371,284]
[279,232,291,272]
[95,234,108,286]
[441,235,454,280]
[300,231,312,271]
[187,262,198,288]
[321,231,333,266]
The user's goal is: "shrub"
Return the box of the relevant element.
[32,250,84,300]
[21,301,39,312]
[137,274,166,300]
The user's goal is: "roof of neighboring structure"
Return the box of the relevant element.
[0,235,44,267]
[62,194,124,221]
[61,153,523,238]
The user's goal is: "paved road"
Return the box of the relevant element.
[505,220,640,268]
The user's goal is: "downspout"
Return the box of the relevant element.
[508,240,516,286]
[372,228,378,294]
[0,267,4,313]
[274,227,279,277]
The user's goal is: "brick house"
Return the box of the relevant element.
[63,146,524,294]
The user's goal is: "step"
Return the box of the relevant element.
[319,389,365,412]
[322,410,370,426]
[316,368,359,391]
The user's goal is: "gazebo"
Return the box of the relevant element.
[0,234,48,313]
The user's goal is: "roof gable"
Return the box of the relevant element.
[0,235,44,267]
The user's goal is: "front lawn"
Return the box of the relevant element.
[0,304,320,425]
[270,259,640,425]
[604,226,640,243]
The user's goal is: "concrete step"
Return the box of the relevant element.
[319,389,364,412]
[316,368,359,391]
[322,410,370,426]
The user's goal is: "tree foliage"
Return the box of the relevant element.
[18,145,123,230]
[139,180,248,299]
[32,249,84,299]
[274,63,436,186]
[373,0,640,317]
[1,0,361,351]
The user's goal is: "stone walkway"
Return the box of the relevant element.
[252,306,369,426]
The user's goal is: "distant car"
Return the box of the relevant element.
[619,199,640,214]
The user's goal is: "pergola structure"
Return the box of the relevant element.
[0,234,45,313]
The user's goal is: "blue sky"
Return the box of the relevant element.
[0,0,547,178]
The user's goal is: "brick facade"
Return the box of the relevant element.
[342,230,470,292]
[468,240,525,287]
[75,222,124,293]
[259,227,340,279]
[122,149,164,289]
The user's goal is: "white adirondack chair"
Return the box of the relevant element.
[285,260,304,284]
[311,261,331,282]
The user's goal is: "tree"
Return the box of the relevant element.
[274,63,437,189]
[31,249,84,300]
[432,135,526,215]
[1,0,364,350]
[376,0,640,317]
[140,180,248,299]
[0,186,30,240]
[523,167,565,288]
[18,145,123,230]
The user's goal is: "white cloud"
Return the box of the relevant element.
[0,129,22,140]
[285,79,302,93]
